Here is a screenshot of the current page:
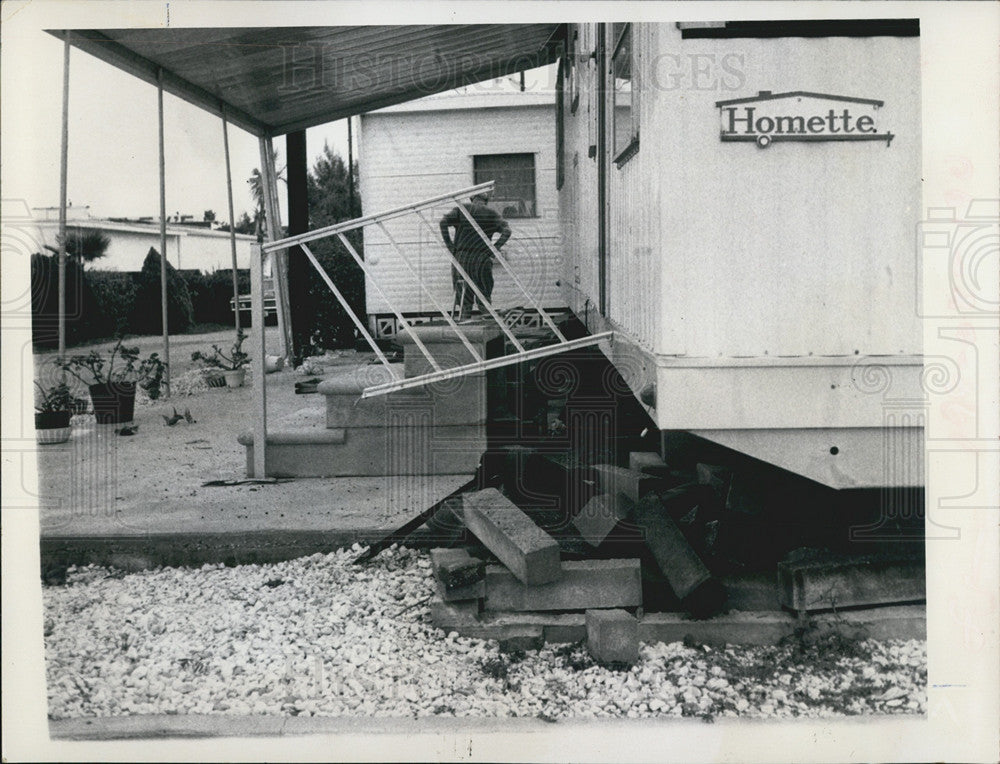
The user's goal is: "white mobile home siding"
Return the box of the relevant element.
[562,23,921,359]
[359,100,563,318]
[559,22,923,487]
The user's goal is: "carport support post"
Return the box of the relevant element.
[57,33,70,372]
[157,68,171,397]
[222,107,240,333]
[250,242,268,478]
[285,129,309,364]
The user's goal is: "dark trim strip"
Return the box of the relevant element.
[681,19,920,39]
[715,90,884,108]
[721,132,895,146]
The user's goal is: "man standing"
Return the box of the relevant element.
[440,192,511,319]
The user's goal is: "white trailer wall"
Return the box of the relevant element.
[359,96,563,319]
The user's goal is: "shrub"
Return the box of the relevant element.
[131,248,193,335]
[186,268,248,327]
[87,270,138,337]
[30,252,101,348]
[291,233,365,357]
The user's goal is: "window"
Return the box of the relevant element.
[473,154,537,218]
[611,23,639,165]
[568,28,581,114]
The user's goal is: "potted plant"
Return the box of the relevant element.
[34,381,76,444]
[59,337,168,424]
[191,329,249,388]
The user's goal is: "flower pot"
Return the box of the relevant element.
[88,381,136,424]
[35,411,71,444]
[223,369,246,388]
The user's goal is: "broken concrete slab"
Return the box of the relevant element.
[592,464,663,504]
[632,496,726,618]
[461,488,562,586]
[778,550,926,614]
[483,559,641,612]
[572,493,633,547]
[696,463,733,503]
[586,609,639,664]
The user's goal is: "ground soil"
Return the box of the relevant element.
[31,328,462,538]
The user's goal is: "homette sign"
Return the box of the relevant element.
[715,91,894,148]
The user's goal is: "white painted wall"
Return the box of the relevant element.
[359,97,563,317]
[29,219,255,273]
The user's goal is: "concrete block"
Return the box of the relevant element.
[483,559,641,612]
[586,609,639,664]
[778,552,925,613]
[639,610,793,646]
[433,612,585,643]
[629,451,668,475]
[572,493,632,547]
[429,597,479,630]
[632,495,725,618]
[637,605,926,646]
[498,627,545,653]
[429,548,485,590]
[434,578,485,602]
[592,464,663,503]
[461,488,561,586]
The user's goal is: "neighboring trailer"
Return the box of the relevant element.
[558,21,923,488]
[358,88,565,335]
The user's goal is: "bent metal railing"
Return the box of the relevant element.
[247,182,611,474]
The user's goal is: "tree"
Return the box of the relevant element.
[290,142,364,356]
[217,211,255,235]
[203,209,216,223]
[247,155,286,236]
[58,227,111,263]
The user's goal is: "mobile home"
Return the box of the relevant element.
[358,85,565,336]
[557,21,922,489]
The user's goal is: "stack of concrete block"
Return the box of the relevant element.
[426,487,645,661]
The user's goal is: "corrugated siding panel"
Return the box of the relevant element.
[559,24,603,322]
[359,104,563,315]
[606,23,661,351]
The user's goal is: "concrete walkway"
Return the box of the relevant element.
[33,345,472,569]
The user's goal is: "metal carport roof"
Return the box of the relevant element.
[47,25,564,135]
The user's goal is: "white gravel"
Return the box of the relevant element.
[43,547,926,721]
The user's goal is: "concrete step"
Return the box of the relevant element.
[238,423,484,478]
[319,366,486,429]
[397,322,500,378]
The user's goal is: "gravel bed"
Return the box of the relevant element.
[43,547,926,721]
